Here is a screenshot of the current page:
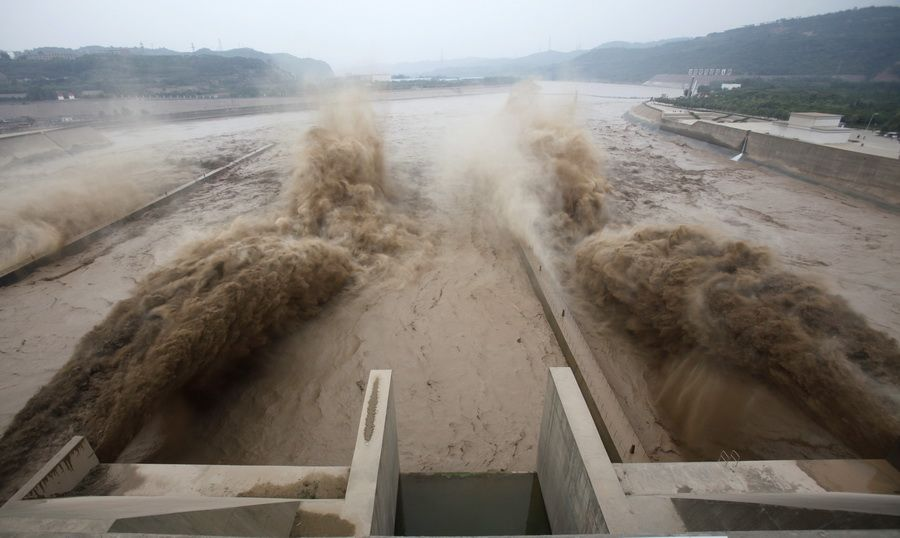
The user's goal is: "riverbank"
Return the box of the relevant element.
[628,101,900,211]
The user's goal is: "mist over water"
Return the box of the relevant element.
[1,82,898,498]
[0,92,417,497]
[575,225,900,457]
[0,172,148,271]
[465,83,900,459]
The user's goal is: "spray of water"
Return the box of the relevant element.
[0,92,415,497]
[575,225,900,456]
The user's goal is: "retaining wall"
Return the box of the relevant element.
[745,132,900,208]
[635,104,900,211]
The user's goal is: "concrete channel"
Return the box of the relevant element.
[0,143,274,285]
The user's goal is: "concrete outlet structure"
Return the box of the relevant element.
[2,366,899,536]
[0,370,399,537]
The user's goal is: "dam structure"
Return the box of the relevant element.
[2,365,898,535]
[1,83,899,537]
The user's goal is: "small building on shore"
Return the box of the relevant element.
[772,112,851,144]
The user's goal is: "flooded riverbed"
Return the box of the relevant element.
[1,82,898,494]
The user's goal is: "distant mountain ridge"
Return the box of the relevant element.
[358,7,899,83]
[560,6,900,82]
[13,46,333,80]
[0,46,333,99]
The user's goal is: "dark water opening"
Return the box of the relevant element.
[394,472,551,536]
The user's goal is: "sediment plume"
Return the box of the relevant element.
[284,97,416,266]
[575,225,900,456]
[0,94,410,497]
[506,82,607,242]
[450,82,607,255]
[0,175,146,271]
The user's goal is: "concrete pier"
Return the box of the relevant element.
[537,367,638,534]
[342,370,400,536]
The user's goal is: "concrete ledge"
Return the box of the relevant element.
[617,459,900,497]
[73,464,349,499]
[670,493,900,532]
[0,496,300,536]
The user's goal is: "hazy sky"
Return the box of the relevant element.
[2,0,898,71]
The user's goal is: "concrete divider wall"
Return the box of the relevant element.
[537,367,637,535]
[342,369,399,536]
[692,120,749,150]
[519,246,646,463]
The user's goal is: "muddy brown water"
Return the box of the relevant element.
[1,83,898,477]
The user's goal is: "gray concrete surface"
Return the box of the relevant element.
[537,367,638,534]
[342,370,399,537]
[73,464,349,498]
[616,459,900,496]
[5,436,98,504]
[0,370,399,537]
[0,496,299,536]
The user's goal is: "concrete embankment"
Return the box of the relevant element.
[0,126,110,168]
[627,103,900,211]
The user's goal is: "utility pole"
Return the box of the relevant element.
[866,112,879,131]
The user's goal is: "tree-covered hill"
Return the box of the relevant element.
[560,7,900,82]
[0,47,333,99]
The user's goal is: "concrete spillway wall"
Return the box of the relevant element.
[629,103,900,211]
[0,126,110,168]
[743,133,900,209]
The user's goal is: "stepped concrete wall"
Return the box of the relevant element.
[632,103,900,211]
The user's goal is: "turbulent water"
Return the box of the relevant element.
[0,172,147,270]
[575,225,900,457]
[480,83,900,459]
[1,83,899,496]
[0,93,416,497]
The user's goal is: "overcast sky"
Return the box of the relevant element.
[2,0,898,71]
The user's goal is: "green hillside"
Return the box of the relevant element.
[0,47,333,100]
[562,7,900,82]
